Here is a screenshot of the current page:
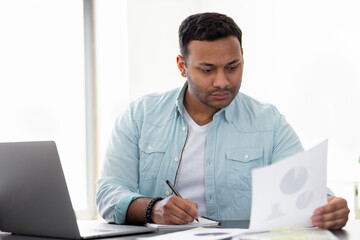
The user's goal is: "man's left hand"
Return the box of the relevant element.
[311,196,350,229]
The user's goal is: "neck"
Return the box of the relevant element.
[183,91,218,126]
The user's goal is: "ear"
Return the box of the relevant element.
[176,55,187,77]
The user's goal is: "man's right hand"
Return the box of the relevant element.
[151,195,199,224]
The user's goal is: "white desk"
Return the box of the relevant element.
[1,220,359,240]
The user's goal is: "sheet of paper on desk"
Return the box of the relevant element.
[145,216,219,231]
[137,227,248,240]
[234,227,338,240]
[249,140,328,232]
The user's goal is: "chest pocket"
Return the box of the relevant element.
[226,147,264,190]
[139,138,168,180]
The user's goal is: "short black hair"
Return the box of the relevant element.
[178,12,242,63]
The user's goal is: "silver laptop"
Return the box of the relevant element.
[0,141,155,239]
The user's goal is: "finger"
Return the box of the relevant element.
[163,210,193,225]
[162,197,197,224]
[312,207,350,223]
[314,203,337,216]
[152,197,189,224]
[184,198,198,209]
[170,197,198,216]
[314,197,348,215]
[182,199,199,218]
[166,202,196,224]
[158,205,191,225]
[313,216,348,229]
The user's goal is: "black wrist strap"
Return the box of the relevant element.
[145,197,164,223]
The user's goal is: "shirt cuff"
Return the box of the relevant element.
[113,193,144,224]
[327,187,335,197]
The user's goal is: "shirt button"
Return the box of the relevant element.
[165,191,170,195]
[174,157,179,162]
[182,126,186,131]
[147,146,152,151]
[244,154,249,159]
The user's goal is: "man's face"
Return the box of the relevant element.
[178,36,244,111]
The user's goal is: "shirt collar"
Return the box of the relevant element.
[175,81,188,117]
[222,95,237,123]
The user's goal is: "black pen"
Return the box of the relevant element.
[166,179,199,222]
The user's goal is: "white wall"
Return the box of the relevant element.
[94,0,130,174]
[126,0,205,99]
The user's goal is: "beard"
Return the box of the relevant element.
[186,74,240,110]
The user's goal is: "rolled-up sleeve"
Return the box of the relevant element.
[96,107,144,224]
[271,109,304,164]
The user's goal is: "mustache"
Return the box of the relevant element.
[208,88,235,94]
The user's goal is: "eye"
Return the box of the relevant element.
[227,63,239,71]
[200,68,214,74]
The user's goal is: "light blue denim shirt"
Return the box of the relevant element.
[96,82,311,224]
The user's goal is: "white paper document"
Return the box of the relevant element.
[235,227,338,240]
[137,227,248,240]
[249,140,328,231]
[145,216,219,231]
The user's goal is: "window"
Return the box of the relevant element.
[0,0,89,217]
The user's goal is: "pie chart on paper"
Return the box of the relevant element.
[280,166,308,195]
[296,191,314,209]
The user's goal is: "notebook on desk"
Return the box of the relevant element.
[0,141,155,239]
[146,216,219,231]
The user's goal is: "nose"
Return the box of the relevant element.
[212,70,229,89]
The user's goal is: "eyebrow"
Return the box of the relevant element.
[198,58,241,67]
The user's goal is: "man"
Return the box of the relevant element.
[96,12,349,229]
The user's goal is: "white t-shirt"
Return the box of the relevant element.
[175,109,210,217]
